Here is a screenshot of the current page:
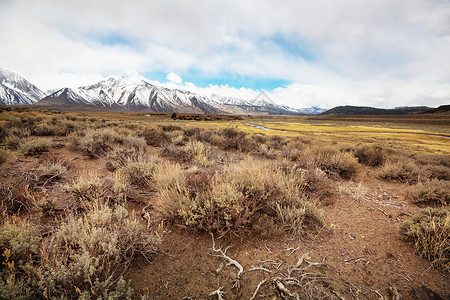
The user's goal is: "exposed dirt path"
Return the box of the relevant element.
[127,173,449,299]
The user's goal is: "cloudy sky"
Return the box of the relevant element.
[1,0,449,109]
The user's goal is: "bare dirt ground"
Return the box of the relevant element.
[127,168,449,300]
[2,136,448,300]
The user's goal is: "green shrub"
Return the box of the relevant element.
[154,158,323,235]
[33,160,69,187]
[0,220,41,262]
[19,139,51,156]
[66,173,133,207]
[301,145,359,179]
[71,128,145,158]
[184,140,213,166]
[4,135,22,150]
[377,157,421,183]
[0,220,40,300]
[407,179,450,205]
[0,149,7,164]
[36,204,160,299]
[399,208,449,272]
[104,145,147,171]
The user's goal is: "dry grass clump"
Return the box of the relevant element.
[406,179,450,205]
[255,144,277,159]
[354,144,386,167]
[154,158,323,235]
[377,157,421,183]
[71,128,145,158]
[66,173,133,208]
[296,167,335,201]
[339,181,368,202]
[19,139,51,156]
[153,161,186,191]
[4,135,22,150]
[118,160,157,189]
[423,165,450,181]
[301,145,359,179]
[399,207,449,273]
[184,140,214,166]
[33,160,69,187]
[103,145,147,171]
[34,119,76,136]
[0,149,7,164]
[36,204,161,299]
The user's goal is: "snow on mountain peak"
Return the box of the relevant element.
[0,67,46,105]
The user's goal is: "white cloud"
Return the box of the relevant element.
[166,72,183,84]
[0,0,449,108]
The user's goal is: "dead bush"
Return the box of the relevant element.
[0,182,32,215]
[143,128,168,147]
[406,179,450,205]
[33,159,69,187]
[161,125,182,132]
[399,207,449,273]
[118,160,157,189]
[354,144,386,167]
[159,143,193,163]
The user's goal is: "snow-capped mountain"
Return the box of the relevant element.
[39,76,225,113]
[0,67,325,114]
[0,68,46,105]
[38,77,324,114]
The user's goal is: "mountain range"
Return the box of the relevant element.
[0,67,325,115]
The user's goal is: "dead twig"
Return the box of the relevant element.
[369,288,385,299]
[389,286,401,300]
[245,266,272,274]
[275,280,300,300]
[208,287,225,300]
[343,256,370,265]
[210,233,244,280]
[377,207,389,217]
[249,278,268,300]
[286,245,301,257]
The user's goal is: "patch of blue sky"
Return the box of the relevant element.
[261,33,316,62]
[144,70,291,91]
[99,33,134,46]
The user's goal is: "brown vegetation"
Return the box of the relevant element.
[0,106,449,298]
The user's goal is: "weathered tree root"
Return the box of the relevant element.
[209,287,225,300]
[209,233,244,280]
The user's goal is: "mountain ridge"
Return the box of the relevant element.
[0,67,46,105]
[320,105,433,116]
